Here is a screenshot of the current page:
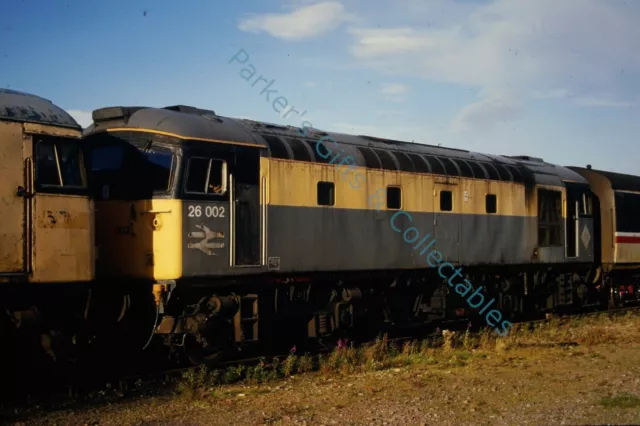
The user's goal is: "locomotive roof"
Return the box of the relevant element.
[569,167,640,192]
[86,104,588,187]
[0,88,81,130]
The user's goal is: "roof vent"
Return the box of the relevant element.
[360,135,408,145]
[164,105,216,116]
[92,106,145,123]
[509,155,544,162]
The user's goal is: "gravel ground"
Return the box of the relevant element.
[6,318,640,425]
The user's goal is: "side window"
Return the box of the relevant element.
[614,192,640,233]
[538,189,562,246]
[387,186,401,209]
[580,193,593,217]
[35,139,86,188]
[440,190,452,211]
[317,181,335,206]
[91,145,124,171]
[143,150,175,193]
[58,144,85,187]
[185,157,227,195]
[486,194,497,214]
[36,141,62,186]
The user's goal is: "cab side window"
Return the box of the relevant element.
[35,139,86,190]
[184,157,227,195]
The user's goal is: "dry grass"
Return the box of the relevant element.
[11,310,640,425]
[169,311,637,398]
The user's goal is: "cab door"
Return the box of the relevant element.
[231,148,261,267]
[0,122,26,275]
[30,134,93,283]
[181,145,262,275]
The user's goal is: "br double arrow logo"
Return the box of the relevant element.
[187,224,225,256]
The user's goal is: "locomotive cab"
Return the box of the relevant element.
[0,89,93,283]
[0,89,94,375]
[84,106,264,281]
[84,105,267,359]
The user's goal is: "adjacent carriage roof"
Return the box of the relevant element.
[86,104,589,186]
[0,88,81,130]
[570,167,640,192]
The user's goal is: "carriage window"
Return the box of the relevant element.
[614,192,640,233]
[36,139,85,188]
[185,157,227,195]
[387,186,402,209]
[440,190,453,211]
[538,189,562,246]
[317,181,335,206]
[486,194,497,214]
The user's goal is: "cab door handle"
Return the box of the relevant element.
[16,186,33,198]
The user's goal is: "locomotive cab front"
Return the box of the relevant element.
[84,105,267,358]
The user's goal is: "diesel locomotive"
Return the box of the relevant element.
[82,101,640,363]
[1,88,639,368]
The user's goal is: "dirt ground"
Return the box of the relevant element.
[6,314,640,425]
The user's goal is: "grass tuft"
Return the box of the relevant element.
[599,393,640,409]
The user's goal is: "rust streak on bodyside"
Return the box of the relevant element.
[37,208,90,230]
[31,195,94,283]
[0,121,25,273]
[22,122,82,139]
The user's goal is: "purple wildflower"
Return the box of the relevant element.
[290,345,297,354]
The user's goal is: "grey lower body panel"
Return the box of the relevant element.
[266,206,592,273]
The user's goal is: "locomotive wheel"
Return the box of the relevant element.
[183,334,229,366]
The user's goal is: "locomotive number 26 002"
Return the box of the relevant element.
[187,205,226,218]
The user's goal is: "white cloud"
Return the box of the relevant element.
[569,96,638,108]
[67,109,93,128]
[452,91,525,133]
[379,83,408,102]
[344,0,640,131]
[380,83,407,95]
[238,1,347,40]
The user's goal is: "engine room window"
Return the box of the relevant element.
[317,181,335,206]
[538,189,562,246]
[185,157,227,195]
[387,186,402,209]
[486,194,497,214]
[36,139,85,188]
[440,190,453,211]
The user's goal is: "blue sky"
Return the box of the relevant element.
[1,0,638,174]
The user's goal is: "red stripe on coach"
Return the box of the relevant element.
[616,236,640,244]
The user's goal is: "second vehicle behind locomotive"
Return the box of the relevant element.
[81,103,640,363]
